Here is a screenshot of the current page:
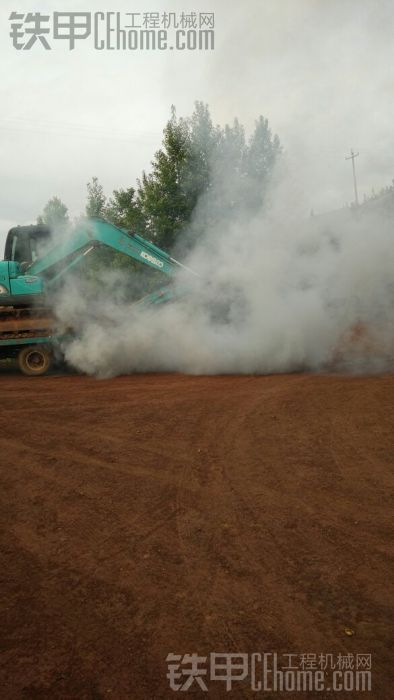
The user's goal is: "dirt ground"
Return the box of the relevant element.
[0,371,393,699]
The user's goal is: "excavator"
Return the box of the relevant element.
[0,218,194,375]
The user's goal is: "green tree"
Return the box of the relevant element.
[105,187,144,232]
[37,196,69,229]
[90,187,147,280]
[81,106,282,266]
[186,101,221,203]
[244,116,282,211]
[206,117,248,220]
[86,176,106,217]
[137,106,193,249]
[199,114,282,226]
[137,102,222,250]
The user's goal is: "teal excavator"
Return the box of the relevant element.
[0,218,194,375]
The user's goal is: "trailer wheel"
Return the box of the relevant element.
[18,346,52,376]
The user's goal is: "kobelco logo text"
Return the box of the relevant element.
[140,251,164,268]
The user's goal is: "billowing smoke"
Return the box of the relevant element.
[54,161,393,378]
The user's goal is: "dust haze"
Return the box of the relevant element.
[56,156,394,377]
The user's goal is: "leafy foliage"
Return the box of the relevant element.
[105,187,145,231]
[53,104,281,285]
[86,177,106,218]
[36,106,282,297]
[37,196,69,229]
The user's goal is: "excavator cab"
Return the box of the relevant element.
[4,225,52,266]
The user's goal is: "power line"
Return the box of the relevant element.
[0,116,159,142]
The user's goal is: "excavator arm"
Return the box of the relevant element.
[0,218,196,305]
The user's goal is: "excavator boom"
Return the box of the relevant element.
[0,218,195,305]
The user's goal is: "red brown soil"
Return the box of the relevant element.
[1,372,393,699]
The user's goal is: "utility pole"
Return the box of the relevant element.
[345,149,359,206]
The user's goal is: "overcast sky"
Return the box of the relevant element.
[1,0,393,249]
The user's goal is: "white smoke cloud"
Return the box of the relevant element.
[55,161,394,378]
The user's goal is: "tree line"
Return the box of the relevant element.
[38,101,282,258]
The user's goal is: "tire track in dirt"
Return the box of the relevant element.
[172,379,308,658]
[1,372,393,699]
